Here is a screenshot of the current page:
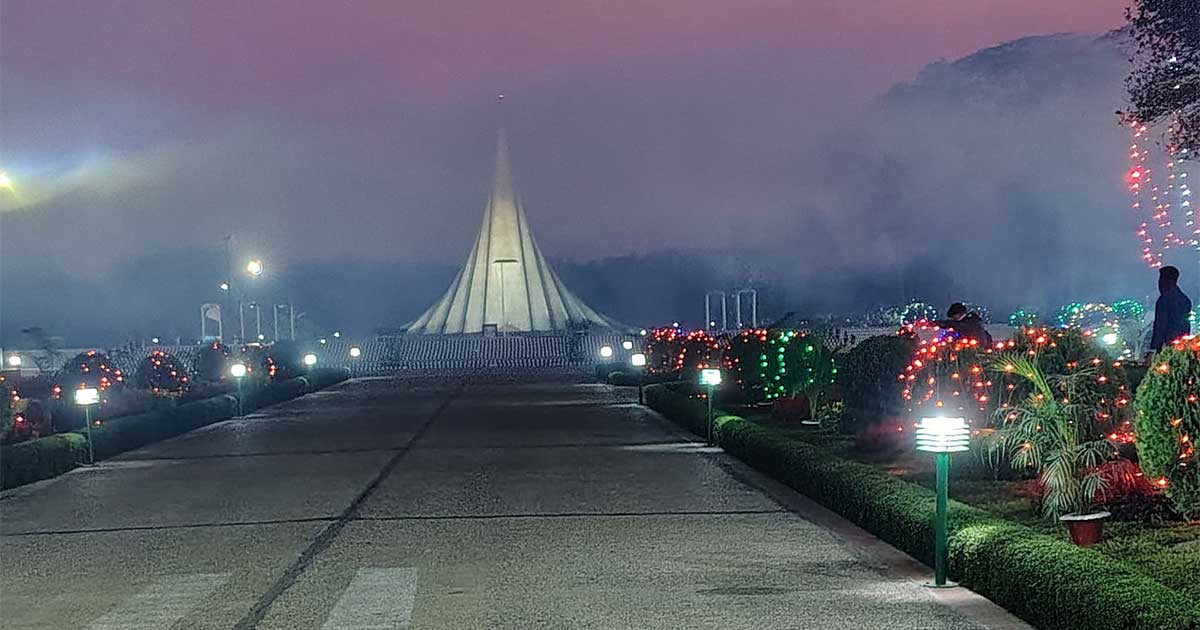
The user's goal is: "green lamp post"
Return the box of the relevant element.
[916,415,970,588]
[699,368,722,445]
[74,387,100,466]
[631,352,647,404]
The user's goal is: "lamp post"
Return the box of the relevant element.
[74,387,100,466]
[229,363,247,416]
[631,352,647,404]
[916,416,970,588]
[699,368,722,445]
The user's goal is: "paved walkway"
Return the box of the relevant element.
[0,378,1031,629]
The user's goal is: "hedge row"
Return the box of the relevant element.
[0,368,351,490]
[643,384,1200,630]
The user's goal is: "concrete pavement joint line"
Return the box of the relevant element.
[352,508,788,521]
[0,516,340,538]
[84,573,230,630]
[118,446,407,462]
[231,386,461,630]
[320,567,418,630]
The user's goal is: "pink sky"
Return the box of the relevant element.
[2,0,1127,114]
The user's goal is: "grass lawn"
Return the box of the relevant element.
[750,414,1200,602]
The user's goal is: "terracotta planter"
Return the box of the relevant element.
[1059,511,1111,547]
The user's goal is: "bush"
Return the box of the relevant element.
[1133,343,1200,519]
[1,433,89,489]
[837,334,916,433]
[646,386,1200,630]
[306,367,350,391]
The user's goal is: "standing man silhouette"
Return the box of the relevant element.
[1150,265,1193,352]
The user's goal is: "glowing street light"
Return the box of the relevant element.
[916,416,970,588]
[349,346,362,358]
[245,259,264,277]
[0,171,12,191]
[74,387,100,465]
[303,353,317,367]
[219,282,230,292]
[6,355,21,367]
[622,340,634,351]
[599,345,614,359]
[229,362,247,416]
[631,352,648,404]
[700,368,722,445]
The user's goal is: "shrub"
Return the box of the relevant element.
[193,342,232,382]
[134,350,192,394]
[1,433,89,489]
[724,329,768,402]
[1133,342,1200,519]
[837,334,916,433]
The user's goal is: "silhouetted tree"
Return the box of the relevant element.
[1124,0,1200,157]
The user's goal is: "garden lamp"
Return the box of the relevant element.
[74,387,100,466]
[229,362,247,416]
[700,368,722,445]
[631,352,648,404]
[916,415,970,588]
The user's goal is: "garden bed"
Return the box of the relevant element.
[644,383,1200,630]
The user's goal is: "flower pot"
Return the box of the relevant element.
[1059,511,1111,547]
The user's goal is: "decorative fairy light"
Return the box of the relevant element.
[1127,117,1196,267]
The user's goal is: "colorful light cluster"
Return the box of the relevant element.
[899,320,998,415]
[758,330,837,405]
[53,350,124,398]
[1007,308,1039,328]
[137,350,191,394]
[1127,119,1197,268]
[724,328,769,396]
[641,326,723,375]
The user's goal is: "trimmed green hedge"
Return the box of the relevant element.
[0,433,90,489]
[644,384,1200,630]
[1,371,351,490]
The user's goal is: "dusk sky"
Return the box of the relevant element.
[0,1,1150,341]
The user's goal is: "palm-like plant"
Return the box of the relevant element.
[985,353,1116,520]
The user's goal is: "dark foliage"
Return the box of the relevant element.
[836,335,917,434]
[1124,0,1200,157]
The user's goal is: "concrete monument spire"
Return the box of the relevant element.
[406,123,619,334]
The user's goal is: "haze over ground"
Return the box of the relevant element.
[0,1,1143,344]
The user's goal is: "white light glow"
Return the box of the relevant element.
[916,416,970,453]
[1102,332,1119,346]
[229,363,247,378]
[6,355,21,367]
[303,353,317,366]
[700,368,722,386]
[599,345,614,358]
[622,340,634,350]
[74,387,100,406]
[631,353,647,367]
[349,346,362,358]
